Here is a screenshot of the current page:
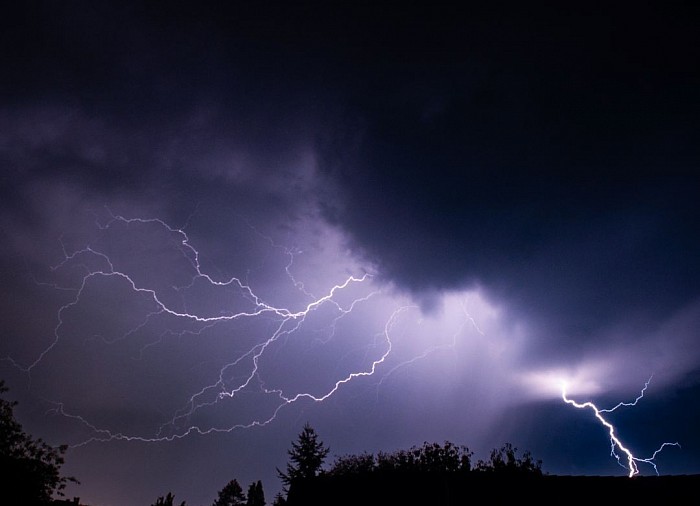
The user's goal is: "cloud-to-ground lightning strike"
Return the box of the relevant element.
[10,210,442,446]
[561,378,680,477]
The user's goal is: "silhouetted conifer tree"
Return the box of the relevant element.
[277,423,329,491]
[246,480,265,506]
[213,479,246,506]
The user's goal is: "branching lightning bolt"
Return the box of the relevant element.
[561,377,680,477]
[9,210,434,446]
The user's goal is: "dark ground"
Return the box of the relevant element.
[287,473,700,505]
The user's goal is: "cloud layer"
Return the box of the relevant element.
[1,3,699,504]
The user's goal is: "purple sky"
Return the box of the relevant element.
[1,3,699,505]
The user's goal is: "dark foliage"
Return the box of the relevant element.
[329,441,473,476]
[271,492,287,506]
[0,380,77,505]
[327,452,375,476]
[213,479,245,506]
[277,423,329,491]
[245,480,265,506]
[290,439,543,504]
[474,442,542,475]
[151,492,186,506]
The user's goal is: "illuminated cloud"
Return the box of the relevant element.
[1,3,698,505]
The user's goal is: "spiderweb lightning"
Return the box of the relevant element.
[8,209,475,446]
[562,377,680,476]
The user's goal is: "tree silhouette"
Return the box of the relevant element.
[271,493,287,506]
[151,492,186,506]
[0,380,77,505]
[213,478,246,506]
[277,423,329,490]
[328,452,375,476]
[331,441,472,476]
[246,480,265,506]
[475,442,542,475]
[411,441,472,473]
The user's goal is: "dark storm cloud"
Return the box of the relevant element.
[2,3,700,504]
[0,3,339,293]
[2,0,699,411]
[2,2,324,180]
[315,3,700,353]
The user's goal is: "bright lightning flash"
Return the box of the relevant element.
[10,210,478,447]
[561,378,680,477]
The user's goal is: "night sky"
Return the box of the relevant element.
[2,2,699,505]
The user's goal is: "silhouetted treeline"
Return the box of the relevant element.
[282,437,700,506]
[151,478,266,506]
[326,441,541,476]
[286,440,543,505]
[4,396,697,506]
